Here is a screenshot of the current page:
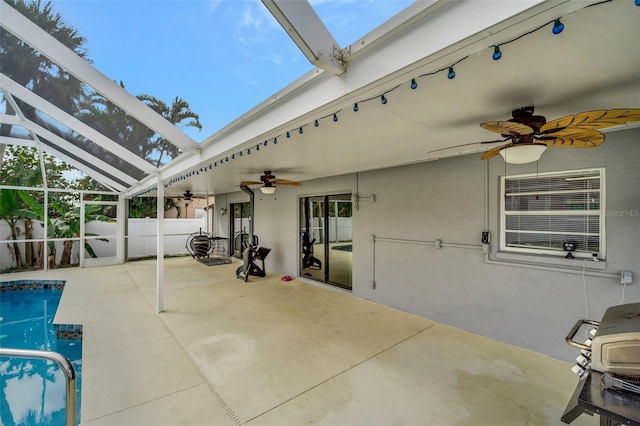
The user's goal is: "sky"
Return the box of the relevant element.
[49,0,415,142]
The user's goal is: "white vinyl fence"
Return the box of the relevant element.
[0,218,206,270]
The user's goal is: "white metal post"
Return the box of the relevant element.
[79,200,85,268]
[156,182,164,313]
[117,195,126,264]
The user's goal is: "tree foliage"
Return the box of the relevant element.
[1,1,204,271]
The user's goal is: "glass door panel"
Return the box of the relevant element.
[300,196,325,282]
[328,194,352,289]
[230,202,250,258]
[300,194,352,290]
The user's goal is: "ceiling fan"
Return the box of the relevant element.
[180,190,206,205]
[240,170,303,194]
[474,107,640,164]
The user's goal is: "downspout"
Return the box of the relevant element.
[240,185,255,244]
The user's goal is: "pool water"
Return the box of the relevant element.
[0,285,82,426]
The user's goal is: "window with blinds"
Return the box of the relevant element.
[500,168,604,257]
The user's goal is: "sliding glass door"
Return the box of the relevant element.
[300,194,352,290]
[230,202,250,258]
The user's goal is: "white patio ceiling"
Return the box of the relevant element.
[1,0,638,198]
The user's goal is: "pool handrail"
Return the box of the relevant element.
[0,348,77,426]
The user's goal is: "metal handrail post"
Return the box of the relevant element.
[0,348,76,426]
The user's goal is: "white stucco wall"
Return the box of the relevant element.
[214,127,640,361]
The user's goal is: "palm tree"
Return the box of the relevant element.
[0,0,88,169]
[137,95,202,166]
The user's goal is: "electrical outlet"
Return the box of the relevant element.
[621,271,633,285]
[481,232,490,244]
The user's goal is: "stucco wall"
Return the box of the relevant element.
[216,128,640,360]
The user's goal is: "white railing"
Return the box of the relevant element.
[0,348,77,426]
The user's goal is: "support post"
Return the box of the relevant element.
[156,181,164,313]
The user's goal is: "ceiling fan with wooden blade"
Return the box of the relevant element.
[240,170,302,194]
[472,106,640,164]
[476,107,640,163]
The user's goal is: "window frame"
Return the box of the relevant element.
[499,168,606,259]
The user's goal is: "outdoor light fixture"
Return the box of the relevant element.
[260,186,276,195]
[563,242,576,259]
[499,145,547,164]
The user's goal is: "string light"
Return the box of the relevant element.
[447,67,456,79]
[161,1,627,191]
[552,19,564,34]
[492,46,502,60]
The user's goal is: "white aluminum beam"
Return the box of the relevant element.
[1,114,138,187]
[0,136,126,192]
[0,73,157,174]
[0,1,199,152]
[261,0,345,75]
[0,135,38,148]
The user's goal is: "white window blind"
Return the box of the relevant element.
[500,168,604,257]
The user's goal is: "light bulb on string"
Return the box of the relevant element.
[299,127,304,134]
[263,140,268,146]
[239,151,243,156]
[353,103,359,112]
[552,19,564,34]
[492,46,502,60]
[256,144,260,151]
[410,79,418,90]
[286,131,291,138]
[333,114,338,122]
[314,120,319,127]
[636,0,640,6]
[247,149,251,155]
[447,67,456,79]
[231,154,235,160]
[380,95,387,105]
[225,157,229,162]
[273,137,278,145]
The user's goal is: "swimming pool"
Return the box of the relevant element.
[0,281,82,426]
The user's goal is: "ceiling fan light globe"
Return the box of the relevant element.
[260,186,276,195]
[499,144,547,164]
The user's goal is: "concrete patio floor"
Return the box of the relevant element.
[8,257,595,425]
